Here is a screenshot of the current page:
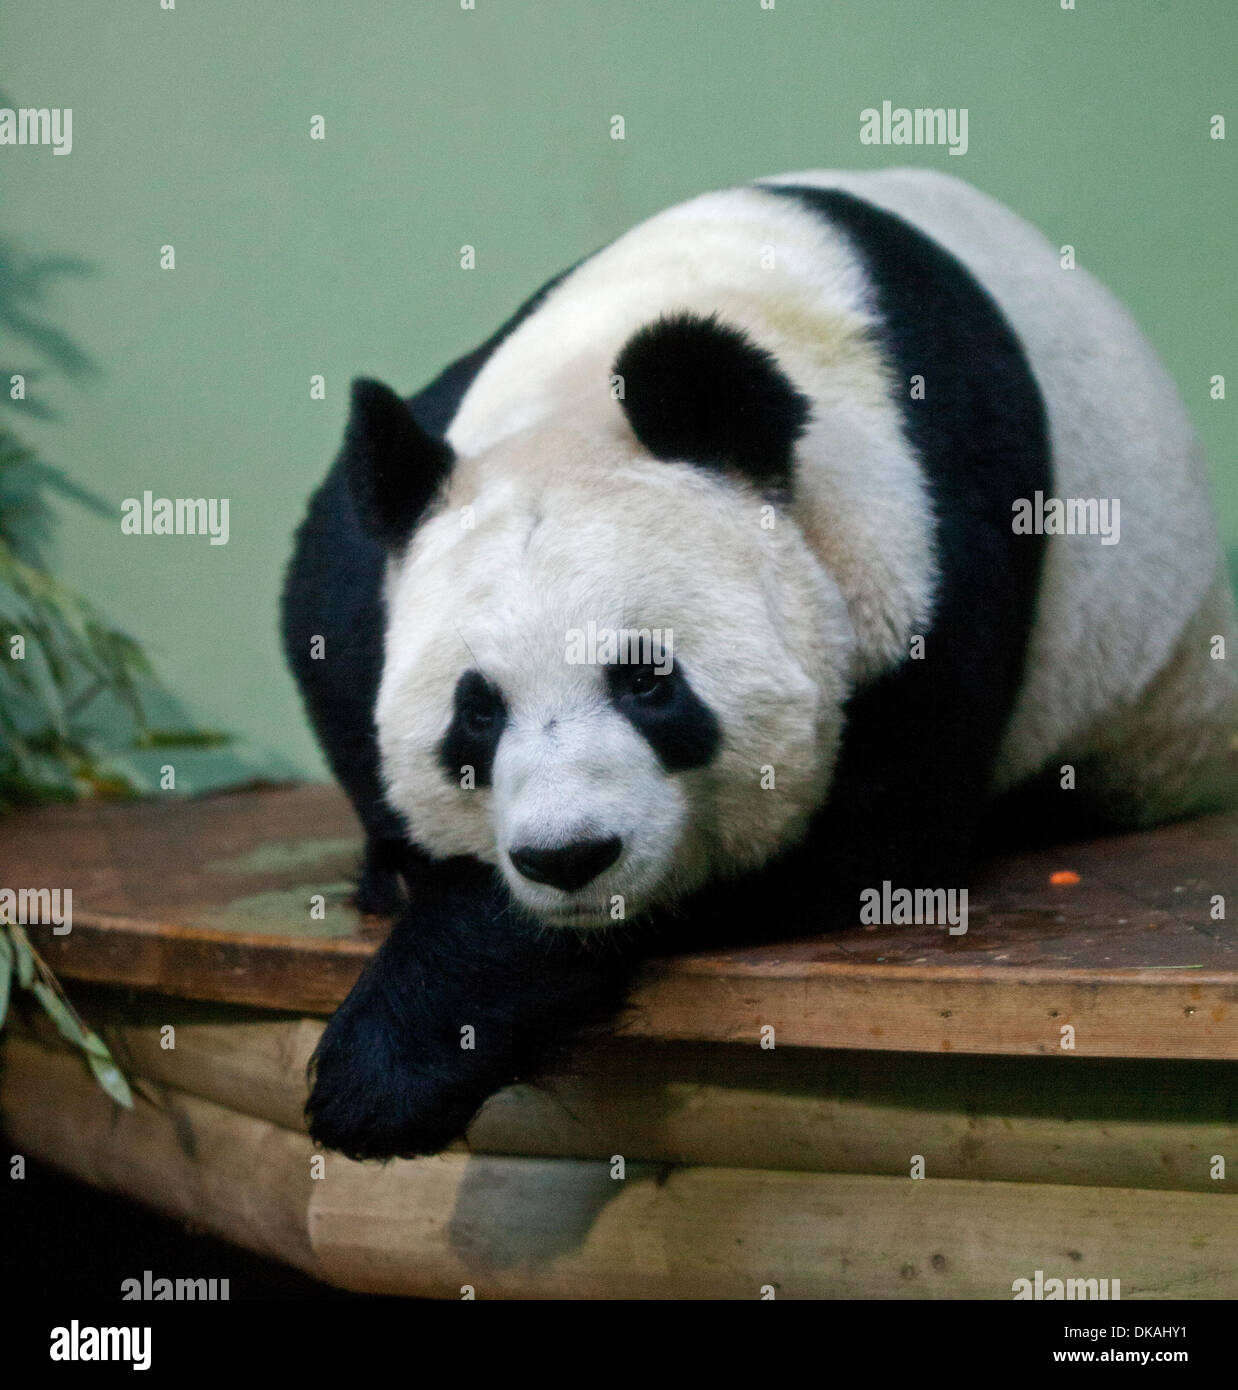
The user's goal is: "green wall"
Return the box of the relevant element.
[4,0,1235,785]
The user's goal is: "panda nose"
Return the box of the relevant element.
[509,837,622,892]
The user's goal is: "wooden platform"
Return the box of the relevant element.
[4,783,1238,1057]
[2,784,1237,1297]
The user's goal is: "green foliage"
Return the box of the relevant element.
[0,922,132,1108]
[0,233,222,1106]
[0,435,175,1100]
[0,426,228,810]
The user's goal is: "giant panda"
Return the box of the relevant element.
[282,169,1238,1160]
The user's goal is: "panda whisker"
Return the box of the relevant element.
[452,626,492,685]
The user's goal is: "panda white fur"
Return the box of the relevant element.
[283,169,1237,1158]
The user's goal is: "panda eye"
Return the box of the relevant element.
[453,671,506,740]
[463,705,493,733]
[620,665,670,701]
[461,686,505,733]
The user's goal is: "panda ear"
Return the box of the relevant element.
[344,378,454,544]
[613,312,810,493]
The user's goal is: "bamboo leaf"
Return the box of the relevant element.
[0,917,136,1108]
[1,421,216,810]
[16,633,67,736]
[87,1048,135,1109]
[78,1027,112,1059]
[30,980,90,1049]
[10,922,35,988]
[0,933,12,1030]
[135,727,231,749]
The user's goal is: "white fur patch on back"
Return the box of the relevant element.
[759,169,1227,786]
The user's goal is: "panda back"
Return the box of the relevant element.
[760,169,1226,789]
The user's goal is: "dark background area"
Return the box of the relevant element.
[0,1136,354,1300]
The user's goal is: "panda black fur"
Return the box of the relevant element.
[283,170,1237,1159]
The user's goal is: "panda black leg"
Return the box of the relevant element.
[307,858,642,1160]
[353,836,413,916]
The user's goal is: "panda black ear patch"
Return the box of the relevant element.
[613,312,810,492]
[344,377,455,545]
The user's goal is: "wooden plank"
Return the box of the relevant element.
[309,1152,1238,1300]
[13,1007,1238,1192]
[0,783,368,936]
[468,1045,1238,1194]
[0,1036,322,1279]
[5,1034,1234,1299]
[628,961,1238,1058]
[13,911,373,1015]
[3,784,1237,1056]
[17,939,1238,1060]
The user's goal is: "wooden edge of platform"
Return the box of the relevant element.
[24,912,1238,1058]
[28,912,372,1014]
[3,1035,1235,1300]
[625,966,1238,1058]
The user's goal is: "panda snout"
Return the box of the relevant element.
[509,836,623,893]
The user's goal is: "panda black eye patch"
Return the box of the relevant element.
[437,669,507,787]
[605,661,720,771]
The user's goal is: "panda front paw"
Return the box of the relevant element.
[306,862,640,1161]
[306,865,525,1160]
[306,969,487,1160]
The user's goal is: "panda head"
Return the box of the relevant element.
[350,313,856,928]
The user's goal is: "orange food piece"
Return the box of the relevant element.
[1049,870,1081,886]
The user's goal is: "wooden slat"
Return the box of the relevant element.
[0,1036,322,1278]
[14,911,373,1016]
[18,937,1238,1060]
[13,1007,1238,1192]
[3,785,1237,1056]
[467,1045,1238,1194]
[629,960,1238,1058]
[310,1158,1238,1300]
[5,1034,1234,1299]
